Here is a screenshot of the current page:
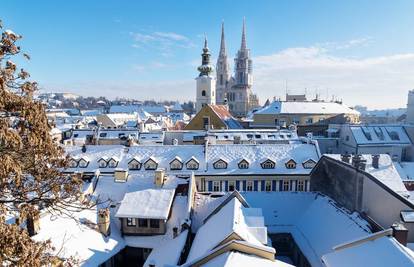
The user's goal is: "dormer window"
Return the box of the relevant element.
[98,158,108,168]
[186,157,199,170]
[128,158,141,170]
[261,159,275,169]
[170,157,183,170]
[108,158,119,168]
[285,159,297,169]
[238,159,249,169]
[78,158,89,168]
[302,159,317,169]
[213,159,227,169]
[144,158,158,170]
[69,158,78,168]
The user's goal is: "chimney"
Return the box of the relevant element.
[392,222,408,246]
[154,168,166,187]
[341,154,351,164]
[98,208,111,237]
[27,214,40,237]
[352,154,362,168]
[372,154,380,169]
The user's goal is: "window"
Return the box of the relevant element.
[203,117,210,130]
[128,160,141,170]
[144,159,158,170]
[186,159,199,170]
[150,219,160,228]
[201,90,206,97]
[99,132,107,138]
[261,159,275,169]
[213,181,221,192]
[265,181,272,191]
[238,160,249,169]
[297,180,305,191]
[228,181,235,191]
[285,160,296,169]
[305,118,313,124]
[69,159,78,168]
[127,218,136,226]
[138,219,148,227]
[293,117,300,124]
[220,75,223,85]
[98,159,107,168]
[213,159,227,169]
[302,159,317,169]
[170,159,183,170]
[246,181,253,191]
[282,180,290,191]
[345,135,350,141]
[108,159,118,168]
[79,159,88,168]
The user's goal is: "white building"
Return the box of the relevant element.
[195,38,216,113]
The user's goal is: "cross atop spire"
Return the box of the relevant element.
[241,17,247,51]
[219,21,227,56]
[203,35,209,51]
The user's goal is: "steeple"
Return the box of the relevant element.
[198,36,213,76]
[241,17,247,50]
[219,22,227,57]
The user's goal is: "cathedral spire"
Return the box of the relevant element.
[241,17,247,51]
[219,22,227,56]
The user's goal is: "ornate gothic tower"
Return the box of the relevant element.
[195,37,216,113]
[215,23,231,105]
[228,18,255,117]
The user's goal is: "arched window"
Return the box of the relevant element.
[202,90,206,97]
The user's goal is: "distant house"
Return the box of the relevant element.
[115,189,175,235]
[339,124,412,161]
[251,100,360,128]
[184,104,243,130]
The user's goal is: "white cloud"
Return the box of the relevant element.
[254,46,414,109]
[130,31,195,56]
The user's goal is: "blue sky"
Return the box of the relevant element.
[2,0,414,109]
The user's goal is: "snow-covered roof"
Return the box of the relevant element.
[186,197,268,263]
[206,143,319,175]
[396,161,414,181]
[322,235,414,267]
[33,207,125,266]
[242,192,372,267]
[201,251,295,267]
[115,189,175,219]
[326,154,409,197]
[350,125,411,145]
[255,101,360,115]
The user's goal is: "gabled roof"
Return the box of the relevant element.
[209,105,243,129]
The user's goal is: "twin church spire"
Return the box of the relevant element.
[196,19,257,117]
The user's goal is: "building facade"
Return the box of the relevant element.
[195,38,216,113]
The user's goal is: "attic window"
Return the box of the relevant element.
[108,159,118,168]
[388,131,400,141]
[144,159,158,170]
[261,159,275,169]
[186,159,199,170]
[78,159,89,168]
[128,159,141,170]
[238,160,249,169]
[98,159,107,168]
[170,158,183,170]
[302,159,317,169]
[213,159,227,169]
[285,159,296,169]
[69,159,78,168]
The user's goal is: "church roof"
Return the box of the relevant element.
[209,105,243,129]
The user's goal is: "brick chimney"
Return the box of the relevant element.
[372,154,380,169]
[27,214,40,237]
[98,208,111,237]
[392,222,408,246]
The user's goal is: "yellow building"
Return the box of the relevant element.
[185,104,243,130]
[251,100,360,128]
